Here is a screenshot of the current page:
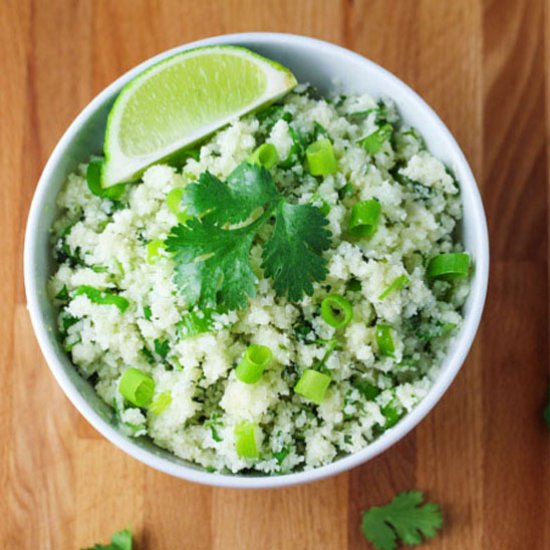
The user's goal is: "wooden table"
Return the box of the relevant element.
[2,1,549,548]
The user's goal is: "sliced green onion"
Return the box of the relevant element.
[348,199,381,238]
[248,143,279,169]
[235,344,272,384]
[378,275,410,300]
[306,138,338,175]
[376,324,395,357]
[234,421,259,458]
[321,294,354,329]
[119,368,155,407]
[166,187,191,224]
[86,158,125,200]
[294,369,331,404]
[427,253,470,280]
[178,309,215,338]
[73,285,129,313]
[146,239,165,264]
[148,391,172,415]
[359,123,393,154]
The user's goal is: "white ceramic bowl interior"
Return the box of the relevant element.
[24,33,489,489]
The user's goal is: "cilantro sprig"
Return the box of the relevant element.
[165,162,331,310]
[361,491,443,550]
[83,527,132,550]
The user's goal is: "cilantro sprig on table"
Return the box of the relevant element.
[165,162,331,310]
[361,491,443,550]
[83,528,132,550]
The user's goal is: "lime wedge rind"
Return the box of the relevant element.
[102,45,297,187]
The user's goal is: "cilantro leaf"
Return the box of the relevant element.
[262,201,330,301]
[83,527,132,550]
[361,491,443,550]
[184,163,278,224]
[165,217,259,310]
[166,163,331,310]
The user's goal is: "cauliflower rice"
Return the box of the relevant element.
[49,86,470,474]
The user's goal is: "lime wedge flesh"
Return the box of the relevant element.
[102,46,297,187]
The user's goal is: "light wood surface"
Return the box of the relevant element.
[2,1,550,548]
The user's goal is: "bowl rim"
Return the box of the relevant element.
[24,31,489,489]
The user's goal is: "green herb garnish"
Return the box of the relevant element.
[73,285,129,313]
[154,338,169,359]
[82,527,132,550]
[165,162,331,310]
[361,491,443,550]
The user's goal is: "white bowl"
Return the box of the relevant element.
[24,33,489,489]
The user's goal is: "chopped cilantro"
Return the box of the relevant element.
[381,402,403,428]
[141,347,155,365]
[205,413,223,442]
[165,163,331,310]
[391,168,431,200]
[60,314,79,335]
[353,378,380,401]
[143,305,152,320]
[360,123,393,154]
[338,181,354,200]
[273,447,289,465]
[256,104,292,131]
[294,319,314,343]
[347,278,362,292]
[312,121,329,141]
[361,491,443,550]
[154,338,169,359]
[55,285,69,302]
[417,320,456,342]
[279,126,309,168]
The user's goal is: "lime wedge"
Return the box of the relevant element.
[102,46,297,187]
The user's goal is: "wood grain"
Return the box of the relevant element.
[1,0,549,548]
